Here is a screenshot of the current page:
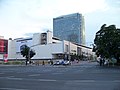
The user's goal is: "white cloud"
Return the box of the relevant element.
[25,0,108,17]
[0,0,119,42]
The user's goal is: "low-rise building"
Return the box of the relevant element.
[8,31,94,61]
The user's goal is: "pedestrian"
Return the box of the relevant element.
[42,61,45,65]
[50,60,53,65]
[102,58,105,66]
[100,58,102,66]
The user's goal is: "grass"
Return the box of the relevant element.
[0,61,24,65]
[0,60,49,65]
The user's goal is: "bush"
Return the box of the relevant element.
[2,61,23,65]
[12,61,22,65]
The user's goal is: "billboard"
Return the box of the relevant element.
[0,39,8,54]
[16,38,33,52]
[3,54,8,62]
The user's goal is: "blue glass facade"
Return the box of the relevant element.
[53,13,85,45]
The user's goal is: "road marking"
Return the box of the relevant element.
[0,72,4,74]
[7,77,23,80]
[0,76,15,78]
[72,80,120,83]
[28,74,41,76]
[8,76,15,78]
[73,80,95,83]
[38,79,56,82]
[52,73,62,75]
[113,80,120,83]
[0,88,28,90]
[43,70,51,72]
[0,76,56,82]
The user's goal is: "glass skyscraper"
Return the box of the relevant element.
[53,13,85,45]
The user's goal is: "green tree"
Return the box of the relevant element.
[93,24,120,64]
[20,45,36,65]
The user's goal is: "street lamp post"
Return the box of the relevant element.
[28,48,30,62]
[68,41,71,61]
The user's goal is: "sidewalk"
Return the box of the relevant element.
[0,61,96,67]
[70,60,97,66]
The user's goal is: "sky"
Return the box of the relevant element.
[0,0,120,46]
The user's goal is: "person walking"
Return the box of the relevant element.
[102,58,105,66]
[100,58,102,66]
[50,60,53,65]
[42,61,45,65]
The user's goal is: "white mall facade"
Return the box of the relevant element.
[7,31,94,60]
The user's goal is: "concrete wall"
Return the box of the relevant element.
[0,54,3,59]
[31,42,63,59]
[47,31,53,44]
[8,40,16,59]
[81,46,93,57]
[9,42,64,60]
[69,42,77,55]
[32,33,41,46]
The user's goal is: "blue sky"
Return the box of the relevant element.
[0,0,120,46]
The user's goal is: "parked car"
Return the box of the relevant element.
[63,60,71,65]
[53,60,64,65]
[53,60,70,65]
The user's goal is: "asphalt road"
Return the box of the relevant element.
[0,61,120,90]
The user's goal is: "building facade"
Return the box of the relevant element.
[53,13,85,45]
[0,36,8,60]
[8,31,93,60]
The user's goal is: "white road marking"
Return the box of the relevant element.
[0,76,15,79]
[113,80,120,83]
[28,74,41,76]
[8,76,15,78]
[52,73,62,75]
[0,88,28,90]
[0,72,4,74]
[38,79,57,82]
[72,80,120,83]
[73,80,95,83]
[7,77,23,80]
[3,77,56,82]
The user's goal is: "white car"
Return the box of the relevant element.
[53,60,71,65]
[63,61,71,65]
[53,60,64,65]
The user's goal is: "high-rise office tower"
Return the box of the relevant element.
[53,13,85,45]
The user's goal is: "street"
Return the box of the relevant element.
[0,61,120,90]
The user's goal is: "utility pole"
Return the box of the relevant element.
[68,41,71,61]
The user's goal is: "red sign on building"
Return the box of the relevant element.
[3,54,8,62]
[0,39,8,54]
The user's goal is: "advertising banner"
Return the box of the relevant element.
[3,54,8,62]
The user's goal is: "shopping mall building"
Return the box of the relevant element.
[0,31,94,61]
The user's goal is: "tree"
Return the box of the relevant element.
[20,45,36,65]
[93,24,120,64]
